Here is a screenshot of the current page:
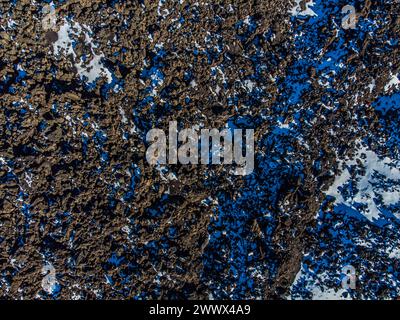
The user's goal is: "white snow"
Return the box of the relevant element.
[310,287,351,300]
[53,19,113,85]
[244,80,256,92]
[326,141,400,222]
[290,268,352,300]
[119,106,128,124]
[290,0,317,17]
[384,72,400,92]
[388,247,400,259]
[157,0,170,19]
[367,79,376,93]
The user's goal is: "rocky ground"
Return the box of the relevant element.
[0,0,399,299]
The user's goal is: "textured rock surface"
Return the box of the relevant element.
[0,0,399,299]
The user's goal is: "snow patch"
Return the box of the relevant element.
[41,263,59,295]
[326,141,400,222]
[388,247,400,260]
